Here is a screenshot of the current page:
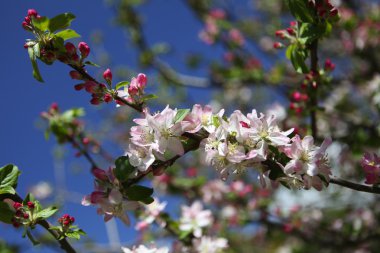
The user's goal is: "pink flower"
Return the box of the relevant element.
[228,28,245,46]
[361,152,380,184]
[179,201,213,238]
[122,245,169,253]
[135,198,167,230]
[283,135,332,190]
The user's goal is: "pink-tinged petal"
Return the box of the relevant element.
[302,136,314,150]
[90,191,105,204]
[103,213,114,222]
[81,195,92,206]
[108,189,122,204]
[312,176,323,191]
[119,214,131,226]
[268,132,290,146]
[167,137,184,155]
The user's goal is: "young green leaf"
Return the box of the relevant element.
[35,206,58,220]
[55,29,81,41]
[115,81,129,90]
[141,94,158,102]
[285,0,314,23]
[28,47,44,82]
[48,13,76,33]
[125,185,154,201]
[31,16,50,31]
[174,109,190,123]
[114,156,136,182]
[0,164,20,190]
[0,202,14,224]
[84,61,100,67]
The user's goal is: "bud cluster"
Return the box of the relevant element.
[11,201,35,228]
[58,214,75,227]
[309,0,339,19]
[273,21,297,49]
[21,9,40,31]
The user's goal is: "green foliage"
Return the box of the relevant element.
[48,13,76,33]
[115,81,129,90]
[27,45,44,82]
[55,29,80,41]
[286,44,309,74]
[125,185,154,203]
[0,164,20,195]
[34,206,58,220]
[174,109,190,123]
[285,0,315,23]
[0,202,14,224]
[114,156,136,182]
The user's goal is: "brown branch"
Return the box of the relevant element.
[329,177,380,194]
[309,40,319,139]
[0,193,76,253]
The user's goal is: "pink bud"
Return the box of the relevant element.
[50,102,59,111]
[136,73,147,89]
[22,21,31,30]
[23,43,29,49]
[74,84,84,91]
[290,21,297,27]
[330,8,338,17]
[273,42,284,49]
[78,42,90,58]
[103,68,112,82]
[240,121,249,128]
[27,9,38,18]
[65,42,76,55]
[275,30,285,39]
[82,137,90,145]
[69,71,82,80]
[286,27,295,35]
[92,167,108,181]
[24,16,31,23]
[90,97,101,105]
[324,59,335,71]
[291,91,302,102]
[103,93,113,103]
[128,78,139,95]
[27,201,35,209]
[13,202,23,210]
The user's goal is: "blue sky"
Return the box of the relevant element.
[0,0,217,252]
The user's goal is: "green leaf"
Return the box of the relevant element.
[35,206,58,220]
[65,228,86,240]
[140,196,154,204]
[115,81,129,90]
[285,0,314,23]
[48,13,76,33]
[55,29,80,41]
[28,47,44,82]
[174,109,190,123]
[84,61,100,67]
[141,94,158,102]
[23,193,35,205]
[32,16,49,31]
[125,185,153,201]
[290,46,309,74]
[0,202,14,224]
[0,164,20,191]
[114,156,136,182]
[0,186,15,195]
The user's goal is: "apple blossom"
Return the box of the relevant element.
[122,245,169,253]
[192,236,228,253]
[179,201,213,238]
[135,198,167,230]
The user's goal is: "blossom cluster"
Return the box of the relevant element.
[199,9,244,46]
[82,167,139,225]
[125,104,332,190]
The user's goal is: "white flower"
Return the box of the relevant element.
[135,198,167,230]
[126,144,155,172]
[193,236,228,253]
[122,245,169,253]
[179,201,213,238]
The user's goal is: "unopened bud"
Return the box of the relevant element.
[136,73,147,89]
[78,42,90,58]
[103,93,113,103]
[103,68,112,83]
[69,71,82,80]
[27,9,38,18]
[65,42,76,55]
[273,42,284,49]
